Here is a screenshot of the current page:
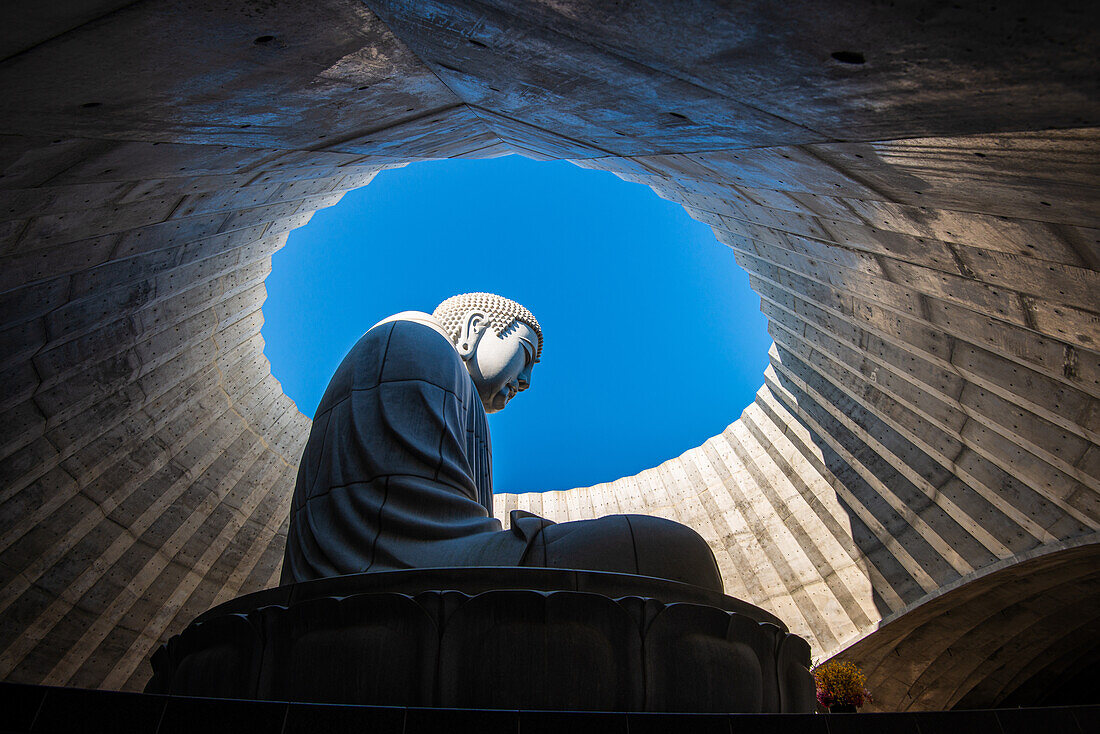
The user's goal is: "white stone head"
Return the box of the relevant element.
[433,292,543,413]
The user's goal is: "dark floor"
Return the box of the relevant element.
[1,682,1096,734]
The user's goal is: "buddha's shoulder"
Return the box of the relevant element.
[370,315,467,388]
[368,314,454,356]
[316,315,465,414]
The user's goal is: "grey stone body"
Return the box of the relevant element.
[282,320,503,581]
[282,319,723,591]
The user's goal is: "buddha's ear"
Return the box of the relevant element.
[456,310,488,360]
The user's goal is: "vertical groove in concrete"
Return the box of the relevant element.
[501,133,1099,668]
[0,133,400,689]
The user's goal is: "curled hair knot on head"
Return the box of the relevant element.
[432,292,543,360]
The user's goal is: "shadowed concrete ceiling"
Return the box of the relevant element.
[0,0,1096,710]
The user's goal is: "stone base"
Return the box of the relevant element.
[146,568,815,713]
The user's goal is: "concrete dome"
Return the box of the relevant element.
[0,0,1095,710]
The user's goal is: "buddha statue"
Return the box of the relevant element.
[280,293,722,591]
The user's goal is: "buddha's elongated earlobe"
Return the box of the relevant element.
[456,311,488,360]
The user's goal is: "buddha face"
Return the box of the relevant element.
[464,319,538,413]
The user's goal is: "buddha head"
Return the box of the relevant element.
[433,293,543,413]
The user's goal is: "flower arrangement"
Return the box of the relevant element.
[811,660,873,709]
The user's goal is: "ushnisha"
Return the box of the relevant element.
[281,292,722,590]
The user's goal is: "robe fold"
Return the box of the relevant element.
[281,319,528,583]
[281,317,723,592]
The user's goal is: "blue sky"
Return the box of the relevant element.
[262,155,771,493]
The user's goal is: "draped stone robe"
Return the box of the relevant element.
[281,316,723,591]
[281,319,530,583]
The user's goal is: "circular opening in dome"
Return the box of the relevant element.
[262,156,770,493]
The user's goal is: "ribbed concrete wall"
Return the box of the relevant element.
[497,131,1100,708]
[0,0,1096,710]
[499,130,1100,651]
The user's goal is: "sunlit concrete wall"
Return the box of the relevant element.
[499,130,1100,678]
[0,0,1096,710]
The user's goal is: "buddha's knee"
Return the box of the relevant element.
[621,514,723,592]
[522,514,723,592]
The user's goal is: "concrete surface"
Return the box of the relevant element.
[0,0,1096,711]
